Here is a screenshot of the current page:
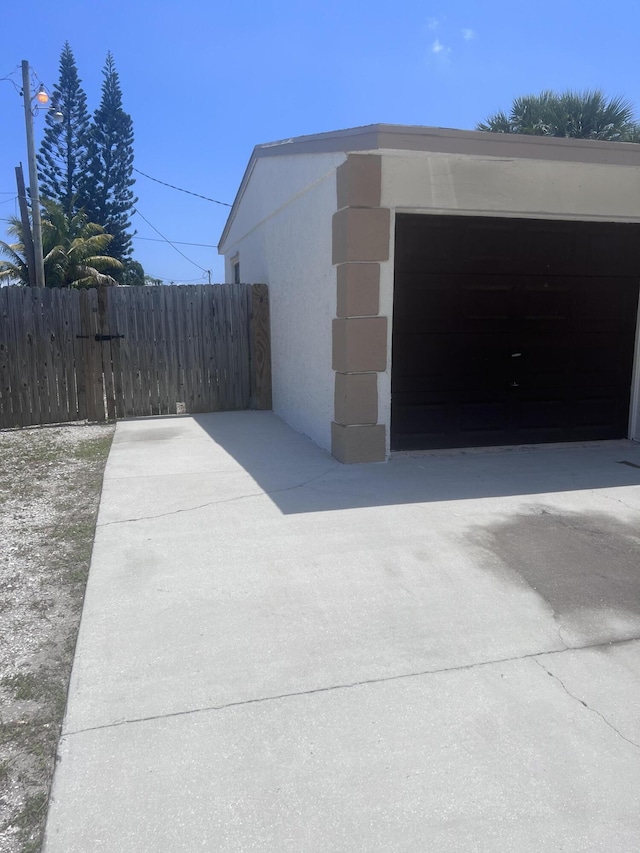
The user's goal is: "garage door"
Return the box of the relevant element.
[392,215,640,451]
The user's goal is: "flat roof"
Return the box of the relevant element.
[254,123,640,165]
[219,123,640,252]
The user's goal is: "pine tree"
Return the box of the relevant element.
[37,42,90,217]
[80,52,137,261]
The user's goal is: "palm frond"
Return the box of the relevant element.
[69,265,119,288]
[477,89,638,141]
[0,241,27,267]
[83,254,124,272]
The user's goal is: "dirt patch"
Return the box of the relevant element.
[0,423,114,853]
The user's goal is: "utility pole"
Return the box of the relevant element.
[15,164,36,287]
[21,60,46,288]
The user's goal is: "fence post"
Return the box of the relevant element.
[249,283,272,410]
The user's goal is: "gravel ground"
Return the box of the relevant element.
[0,423,114,853]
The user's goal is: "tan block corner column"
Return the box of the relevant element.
[331,154,390,464]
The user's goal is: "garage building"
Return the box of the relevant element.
[218,124,640,463]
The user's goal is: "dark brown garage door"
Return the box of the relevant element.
[392,214,640,451]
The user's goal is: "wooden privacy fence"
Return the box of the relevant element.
[0,283,272,429]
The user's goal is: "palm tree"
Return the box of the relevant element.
[477,90,638,141]
[0,198,123,288]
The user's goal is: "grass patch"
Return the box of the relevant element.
[1,672,67,714]
[0,422,114,853]
[2,673,48,703]
[73,435,114,462]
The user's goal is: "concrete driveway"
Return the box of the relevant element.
[43,412,640,852]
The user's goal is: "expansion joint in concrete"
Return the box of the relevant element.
[62,635,640,740]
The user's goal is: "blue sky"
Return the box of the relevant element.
[1,0,639,283]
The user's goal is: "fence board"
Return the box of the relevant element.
[228,287,239,411]
[137,289,151,415]
[85,288,105,422]
[51,291,66,421]
[240,284,252,408]
[223,286,236,409]
[169,289,179,413]
[57,289,77,421]
[27,289,44,425]
[145,289,158,415]
[136,288,149,415]
[195,286,206,412]
[211,286,226,412]
[231,286,244,410]
[132,289,145,415]
[5,291,21,426]
[27,290,40,423]
[96,287,115,420]
[0,289,15,428]
[107,288,124,420]
[250,284,273,410]
[121,289,137,416]
[154,288,168,414]
[201,286,216,411]
[6,292,23,426]
[145,288,157,415]
[155,288,168,414]
[186,287,197,413]
[44,288,62,424]
[195,286,206,410]
[162,287,176,413]
[172,287,186,412]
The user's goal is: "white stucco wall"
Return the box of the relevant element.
[221,153,345,451]
[378,150,640,445]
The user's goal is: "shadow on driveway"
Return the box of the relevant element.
[191,411,640,515]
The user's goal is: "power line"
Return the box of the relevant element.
[133,235,218,248]
[0,71,21,95]
[133,168,232,207]
[146,273,207,283]
[132,207,208,272]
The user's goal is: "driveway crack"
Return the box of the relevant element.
[534,658,640,751]
[96,468,336,526]
[592,490,640,513]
